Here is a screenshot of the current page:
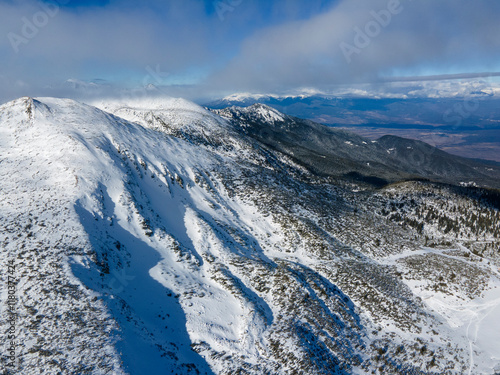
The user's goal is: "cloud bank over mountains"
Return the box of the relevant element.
[1,0,500,102]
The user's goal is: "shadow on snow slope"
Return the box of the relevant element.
[73,185,215,375]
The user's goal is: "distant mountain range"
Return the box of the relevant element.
[206,93,500,162]
[212,104,500,189]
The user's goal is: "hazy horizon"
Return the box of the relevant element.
[2,0,500,103]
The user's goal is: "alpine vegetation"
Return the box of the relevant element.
[1,97,499,374]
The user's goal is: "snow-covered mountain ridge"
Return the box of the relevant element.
[213,104,500,189]
[1,97,500,374]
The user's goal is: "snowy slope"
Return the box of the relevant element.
[0,97,363,374]
[1,97,499,374]
[92,97,239,149]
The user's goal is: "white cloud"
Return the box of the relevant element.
[207,0,500,93]
[1,0,500,103]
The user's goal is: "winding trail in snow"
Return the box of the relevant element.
[380,245,500,374]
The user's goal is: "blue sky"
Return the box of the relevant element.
[1,0,500,103]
